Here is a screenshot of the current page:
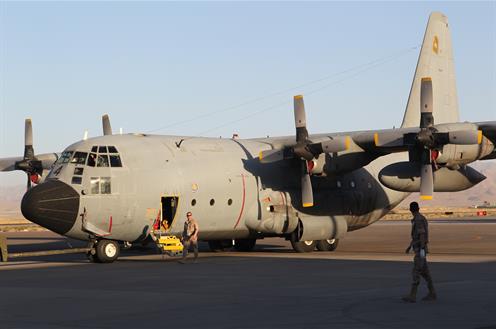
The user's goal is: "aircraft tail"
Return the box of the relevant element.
[401,12,460,128]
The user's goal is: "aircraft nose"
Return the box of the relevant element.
[21,180,80,235]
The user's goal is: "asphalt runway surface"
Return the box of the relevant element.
[1,219,495,329]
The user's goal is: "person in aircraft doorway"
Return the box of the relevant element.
[179,212,199,264]
[402,202,437,303]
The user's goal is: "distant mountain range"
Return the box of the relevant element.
[1,160,495,219]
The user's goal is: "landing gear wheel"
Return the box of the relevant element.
[95,240,120,263]
[234,239,256,252]
[208,240,233,252]
[290,235,316,253]
[316,239,339,251]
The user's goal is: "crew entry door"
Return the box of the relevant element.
[161,196,179,231]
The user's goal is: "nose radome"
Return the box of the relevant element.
[21,180,80,235]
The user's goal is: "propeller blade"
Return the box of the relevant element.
[420,77,434,129]
[24,119,34,160]
[374,131,408,148]
[25,119,33,147]
[0,157,23,172]
[26,173,31,190]
[301,161,314,207]
[419,149,434,200]
[419,163,434,200]
[259,149,285,164]
[294,95,309,143]
[102,114,112,136]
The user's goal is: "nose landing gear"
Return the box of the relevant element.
[87,239,120,263]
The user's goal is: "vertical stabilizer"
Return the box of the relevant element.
[401,12,459,128]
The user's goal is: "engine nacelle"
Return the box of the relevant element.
[295,215,348,241]
[434,122,494,166]
[379,162,486,192]
[307,152,375,177]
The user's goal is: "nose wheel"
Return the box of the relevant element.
[87,239,120,263]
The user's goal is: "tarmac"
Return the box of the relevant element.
[0,219,495,329]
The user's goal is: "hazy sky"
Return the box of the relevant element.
[0,1,495,185]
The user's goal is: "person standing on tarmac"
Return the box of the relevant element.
[402,201,437,302]
[179,211,199,264]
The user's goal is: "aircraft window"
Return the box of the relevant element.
[90,177,100,194]
[71,152,88,165]
[87,153,96,167]
[98,146,108,153]
[100,177,111,194]
[210,199,215,206]
[350,181,356,188]
[91,146,98,152]
[227,199,233,206]
[109,155,122,167]
[97,154,110,167]
[57,151,73,164]
[108,146,118,153]
[367,182,372,189]
[191,199,196,206]
[337,181,342,188]
[71,176,82,185]
[74,168,84,175]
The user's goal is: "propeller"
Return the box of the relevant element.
[409,78,481,200]
[14,119,43,189]
[102,114,112,135]
[294,95,314,207]
[417,78,435,200]
[259,95,351,207]
[373,78,484,199]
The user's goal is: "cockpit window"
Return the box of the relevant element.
[56,151,73,165]
[108,146,118,153]
[109,155,122,167]
[87,153,96,167]
[90,177,100,194]
[88,145,122,168]
[97,154,109,167]
[90,176,111,194]
[70,152,88,165]
[100,177,111,194]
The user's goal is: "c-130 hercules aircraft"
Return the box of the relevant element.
[1,12,495,263]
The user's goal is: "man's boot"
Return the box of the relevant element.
[422,281,437,301]
[402,285,418,303]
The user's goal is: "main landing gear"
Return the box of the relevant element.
[87,239,120,263]
[290,235,339,253]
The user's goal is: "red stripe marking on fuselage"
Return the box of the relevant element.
[234,174,246,229]
[108,216,113,233]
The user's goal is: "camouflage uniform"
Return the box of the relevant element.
[403,212,436,302]
[180,216,199,262]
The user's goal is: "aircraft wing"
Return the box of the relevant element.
[254,119,496,167]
